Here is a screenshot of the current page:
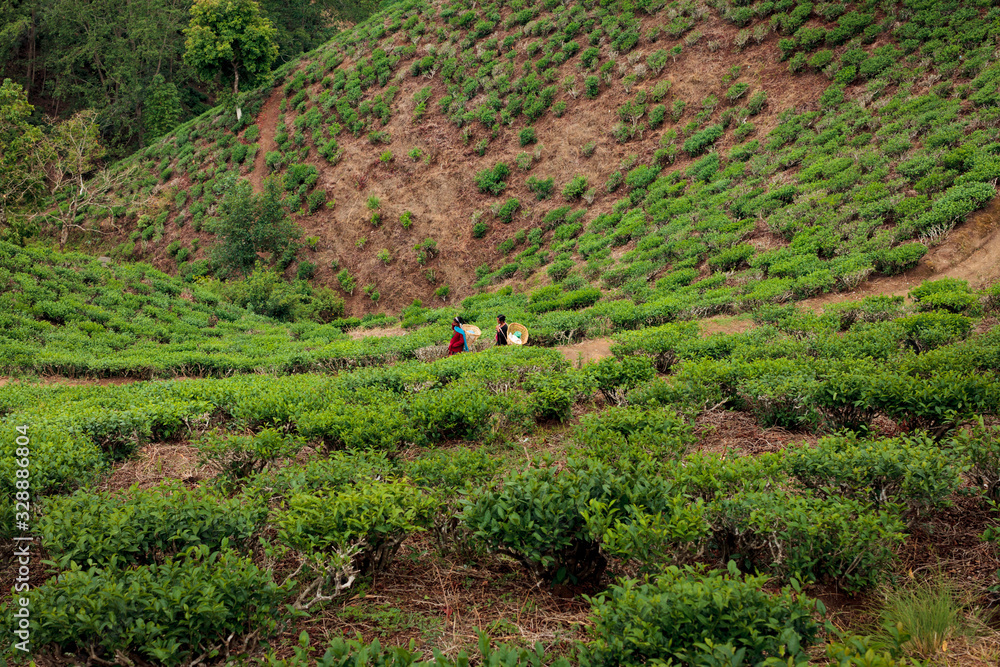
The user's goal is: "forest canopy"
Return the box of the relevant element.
[0,0,388,155]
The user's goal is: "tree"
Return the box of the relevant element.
[144,74,183,145]
[184,0,278,119]
[38,0,192,151]
[210,176,301,276]
[41,110,144,249]
[0,78,46,243]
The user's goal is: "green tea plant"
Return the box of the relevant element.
[38,483,266,568]
[784,432,965,517]
[710,490,906,591]
[23,546,286,665]
[584,565,823,667]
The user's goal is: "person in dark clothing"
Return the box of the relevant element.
[495,314,508,346]
[447,316,468,355]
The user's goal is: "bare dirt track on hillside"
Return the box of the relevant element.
[249,90,282,193]
[551,198,1000,364]
[802,195,1000,311]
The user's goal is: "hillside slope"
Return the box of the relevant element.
[77,0,1000,316]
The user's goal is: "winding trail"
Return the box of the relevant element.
[557,196,1000,365]
[248,88,282,192]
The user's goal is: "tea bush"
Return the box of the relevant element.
[584,565,822,667]
[462,458,699,583]
[710,490,906,590]
[38,483,267,569]
[275,479,437,575]
[784,432,965,516]
[474,162,511,195]
[24,546,286,665]
[573,404,696,463]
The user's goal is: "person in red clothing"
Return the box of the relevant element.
[447,316,469,355]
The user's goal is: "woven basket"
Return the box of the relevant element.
[508,322,529,345]
[462,324,482,345]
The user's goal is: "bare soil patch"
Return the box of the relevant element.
[249,88,283,192]
[694,408,816,457]
[558,338,614,367]
[97,443,213,492]
[267,532,590,662]
[699,315,753,336]
[348,325,408,340]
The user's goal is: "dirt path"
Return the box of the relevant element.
[249,88,282,192]
[802,195,1000,311]
[558,202,1000,365]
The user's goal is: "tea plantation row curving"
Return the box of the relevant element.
[4,290,999,664]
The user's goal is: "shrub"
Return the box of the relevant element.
[788,52,808,73]
[22,548,285,665]
[472,221,489,238]
[872,369,994,436]
[784,432,965,516]
[809,49,835,70]
[474,162,511,195]
[896,312,974,353]
[526,175,555,199]
[495,197,520,223]
[605,171,624,192]
[625,165,659,191]
[912,182,995,235]
[585,565,823,667]
[463,458,699,583]
[38,484,264,569]
[336,269,356,294]
[910,278,972,303]
[682,124,724,156]
[519,127,537,146]
[954,417,1000,500]
[547,259,574,282]
[610,320,700,370]
[399,210,413,228]
[708,243,754,272]
[725,82,750,102]
[574,402,694,463]
[746,90,767,115]
[284,163,319,192]
[581,140,597,157]
[305,189,326,213]
[710,491,906,590]
[874,243,927,275]
[296,260,316,280]
[276,480,437,576]
[264,150,284,172]
[562,175,588,201]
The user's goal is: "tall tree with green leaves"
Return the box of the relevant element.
[210,176,301,276]
[40,0,192,150]
[184,0,278,119]
[0,78,46,243]
[143,74,183,145]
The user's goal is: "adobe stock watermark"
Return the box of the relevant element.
[11,425,32,654]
